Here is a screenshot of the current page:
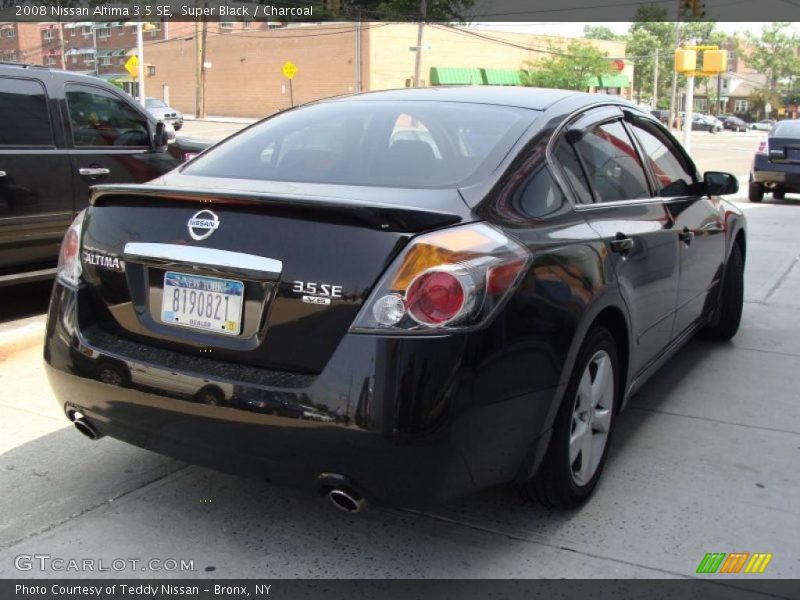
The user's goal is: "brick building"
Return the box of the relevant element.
[143,22,630,118]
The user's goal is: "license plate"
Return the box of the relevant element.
[161,271,244,335]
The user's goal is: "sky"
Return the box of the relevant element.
[472,22,800,38]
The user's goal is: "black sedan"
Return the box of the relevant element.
[750,120,800,201]
[722,116,749,132]
[44,87,746,511]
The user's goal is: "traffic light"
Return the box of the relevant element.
[679,0,693,18]
[702,49,727,73]
[675,49,697,73]
[691,0,706,17]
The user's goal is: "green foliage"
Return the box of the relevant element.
[583,26,623,41]
[745,23,800,89]
[521,40,614,91]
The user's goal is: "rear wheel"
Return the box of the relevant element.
[702,244,744,341]
[749,182,764,202]
[525,327,618,509]
[773,189,785,200]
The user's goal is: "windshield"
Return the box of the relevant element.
[773,121,800,137]
[146,99,166,109]
[183,100,532,188]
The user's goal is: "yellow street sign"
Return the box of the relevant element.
[124,55,139,78]
[282,61,298,79]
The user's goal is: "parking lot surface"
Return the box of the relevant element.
[0,131,798,584]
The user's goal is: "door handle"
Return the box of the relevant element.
[609,233,634,254]
[679,227,695,245]
[79,167,110,177]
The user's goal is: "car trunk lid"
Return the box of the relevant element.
[81,178,472,374]
[767,137,800,164]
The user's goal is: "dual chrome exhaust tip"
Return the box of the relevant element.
[66,408,104,441]
[328,488,367,513]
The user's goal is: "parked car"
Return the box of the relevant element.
[749,119,800,202]
[44,87,745,512]
[722,116,749,132]
[650,109,670,125]
[751,119,776,131]
[145,97,184,130]
[691,114,722,132]
[0,64,209,285]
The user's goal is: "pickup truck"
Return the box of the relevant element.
[0,63,209,285]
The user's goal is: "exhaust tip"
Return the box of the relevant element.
[328,488,366,513]
[67,409,103,441]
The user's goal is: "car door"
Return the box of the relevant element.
[0,74,74,273]
[63,82,180,211]
[624,115,726,336]
[552,107,681,375]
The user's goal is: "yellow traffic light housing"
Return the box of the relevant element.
[142,22,156,32]
[702,49,727,73]
[675,49,697,73]
[691,0,706,17]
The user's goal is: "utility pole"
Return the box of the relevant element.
[58,22,65,70]
[683,73,694,153]
[716,72,722,115]
[354,8,362,93]
[412,0,427,87]
[652,48,659,109]
[92,24,98,76]
[668,20,681,130]
[136,22,145,105]
[200,18,208,118]
[194,20,201,118]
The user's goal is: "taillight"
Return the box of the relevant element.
[56,210,86,286]
[351,223,531,333]
[756,139,768,155]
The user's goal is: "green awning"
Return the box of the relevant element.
[430,67,483,86]
[592,73,629,88]
[482,69,522,86]
[603,73,629,87]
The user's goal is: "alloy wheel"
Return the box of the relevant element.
[569,350,614,486]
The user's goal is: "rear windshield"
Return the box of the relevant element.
[773,121,800,137]
[183,100,532,188]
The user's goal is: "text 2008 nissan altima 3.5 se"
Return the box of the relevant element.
[44,87,745,512]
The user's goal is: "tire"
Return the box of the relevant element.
[524,326,618,509]
[773,189,785,200]
[749,182,764,203]
[702,244,744,341]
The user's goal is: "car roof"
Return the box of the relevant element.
[0,62,117,86]
[323,86,614,111]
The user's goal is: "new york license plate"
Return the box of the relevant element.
[161,271,244,335]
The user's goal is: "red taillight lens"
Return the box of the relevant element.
[62,229,79,263]
[351,223,531,333]
[57,210,85,286]
[407,270,466,326]
[756,140,768,155]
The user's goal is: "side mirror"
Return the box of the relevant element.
[151,121,171,152]
[704,171,739,196]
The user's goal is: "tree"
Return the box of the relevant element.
[521,40,614,91]
[746,23,800,90]
[748,88,782,120]
[583,26,623,41]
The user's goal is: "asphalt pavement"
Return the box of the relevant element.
[0,130,797,585]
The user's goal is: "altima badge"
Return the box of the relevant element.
[187,210,220,241]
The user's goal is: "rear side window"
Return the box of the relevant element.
[183,101,531,188]
[553,140,593,204]
[572,120,650,203]
[773,121,800,137]
[627,120,695,197]
[65,84,148,147]
[0,77,53,146]
[516,166,568,219]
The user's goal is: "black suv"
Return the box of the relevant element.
[0,63,206,285]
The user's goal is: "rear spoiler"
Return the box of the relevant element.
[89,184,466,233]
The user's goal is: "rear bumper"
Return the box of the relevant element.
[44,281,558,506]
[751,155,800,189]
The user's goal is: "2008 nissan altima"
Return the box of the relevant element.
[44,87,745,512]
